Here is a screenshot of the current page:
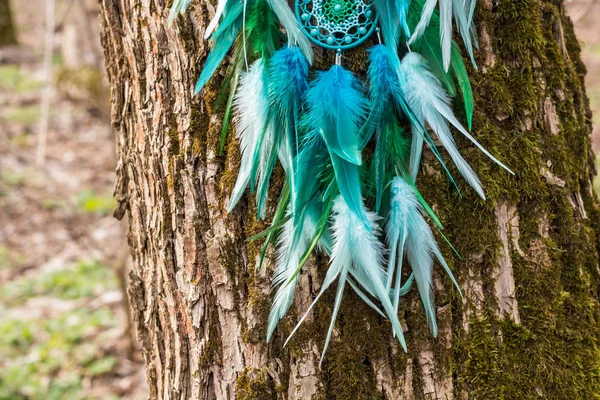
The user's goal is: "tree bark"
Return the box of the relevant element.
[98,0,600,398]
[0,0,17,46]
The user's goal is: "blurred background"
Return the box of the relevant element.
[0,1,597,399]
[0,0,146,398]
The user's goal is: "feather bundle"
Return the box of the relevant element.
[386,177,461,334]
[266,206,320,342]
[409,0,476,70]
[268,46,310,209]
[401,52,512,198]
[170,0,512,363]
[366,45,458,199]
[286,196,406,362]
[227,47,309,218]
[407,0,475,127]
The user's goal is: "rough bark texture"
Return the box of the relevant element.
[99,0,600,398]
[0,0,17,46]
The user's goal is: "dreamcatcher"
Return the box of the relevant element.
[169,0,512,361]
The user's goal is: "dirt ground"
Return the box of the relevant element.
[0,1,597,399]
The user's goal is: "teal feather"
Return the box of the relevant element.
[396,0,412,39]
[268,46,310,212]
[303,65,369,224]
[194,1,243,94]
[305,66,365,165]
[372,0,405,52]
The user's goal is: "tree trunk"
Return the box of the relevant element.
[0,0,17,46]
[98,0,600,398]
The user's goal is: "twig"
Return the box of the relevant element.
[36,0,56,167]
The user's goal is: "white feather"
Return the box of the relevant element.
[408,0,438,45]
[387,177,462,336]
[285,196,407,361]
[266,0,314,64]
[205,0,228,39]
[266,200,327,341]
[409,125,424,181]
[439,0,453,71]
[401,53,512,199]
[227,59,268,212]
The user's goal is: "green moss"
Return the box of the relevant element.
[199,312,223,369]
[167,128,181,157]
[235,368,277,400]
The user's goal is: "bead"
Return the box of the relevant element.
[334,4,342,11]
[310,28,318,36]
[327,36,335,45]
[358,26,367,34]
[301,13,310,21]
[344,35,352,43]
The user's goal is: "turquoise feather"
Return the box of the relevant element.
[268,46,310,212]
[195,1,243,94]
[372,0,410,52]
[303,65,369,224]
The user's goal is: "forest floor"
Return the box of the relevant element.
[0,1,598,400]
[0,1,147,399]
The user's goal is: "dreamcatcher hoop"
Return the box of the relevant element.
[294,0,378,50]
